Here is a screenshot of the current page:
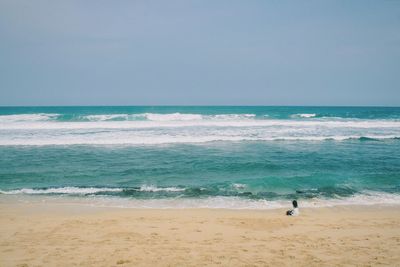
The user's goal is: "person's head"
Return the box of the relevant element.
[292,200,298,208]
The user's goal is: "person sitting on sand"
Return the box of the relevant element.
[286,200,299,216]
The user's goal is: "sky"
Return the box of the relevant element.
[0,0,399,106]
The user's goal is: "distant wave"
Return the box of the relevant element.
[291,113,317,118]
[0,113,60,122]
[1,112,399,145]
[0,135,398,146]
[2,111,400,124]
[1,117,400,130]
[84,113,205,122]
[0,113,257,123]
[81,113,257,122]
[1,112,400,125]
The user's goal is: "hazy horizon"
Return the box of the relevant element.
[1,105,400,108]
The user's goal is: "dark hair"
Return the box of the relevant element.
[292,200,298,208]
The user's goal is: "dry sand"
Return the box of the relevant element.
[1,200,399,267]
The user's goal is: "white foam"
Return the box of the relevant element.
[1,112,400,145]
[1,189,399,209]
[0,186,185,194]
[0,113,59,122]
[232,183,247,189]
[212,114,256,120]
[84,114,131,121]
[1,118,399,130]
[0,187,123,195]
[81,113,257,122]
[0,132,398,146]
[84,113,205,121]
[291,113,317,118]
[138,185,185,192]
[300,191,400,207]
[62,191,400,209]
[144,113,203,121]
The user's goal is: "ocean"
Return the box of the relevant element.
[0,106,399,209]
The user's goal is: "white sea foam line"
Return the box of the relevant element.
[0,113,257,123]
[138,185,185,192]
[291,113,317,118]
[0,185,185,195]
[0,134,398,146]
[1,112,400,129]
[1,114,399,145]
[1,117,400,130]
[84,113,257,122]
[1,189,399,209]
[84,113,204,121]
[0,113,60,122]
[69,193,400,209]
[37,193,400,209]
[0,187,123,195]
[85,114,132,121]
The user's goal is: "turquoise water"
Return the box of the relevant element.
[0,106,399,208]
[1,106,399,120]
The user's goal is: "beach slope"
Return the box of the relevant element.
[1,202,399,266]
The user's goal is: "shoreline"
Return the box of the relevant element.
[1,193,400,211]
[1,200,400,266]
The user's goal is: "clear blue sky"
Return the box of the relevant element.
[0,0,399,106]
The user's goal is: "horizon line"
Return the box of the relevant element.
[0,104,399,108]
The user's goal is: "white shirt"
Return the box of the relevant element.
[288,207,299,216]
[292,207,299,216]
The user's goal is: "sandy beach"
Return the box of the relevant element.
[1,200,399,267]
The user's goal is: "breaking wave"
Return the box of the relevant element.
[137,185,185,192]
[291,113,317,118]
[1,112,399,145]
[0,113,60,122]
[0,113,258,123]
[1,186,399,209]
[0,187,123,195]
[0,185,185,195]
